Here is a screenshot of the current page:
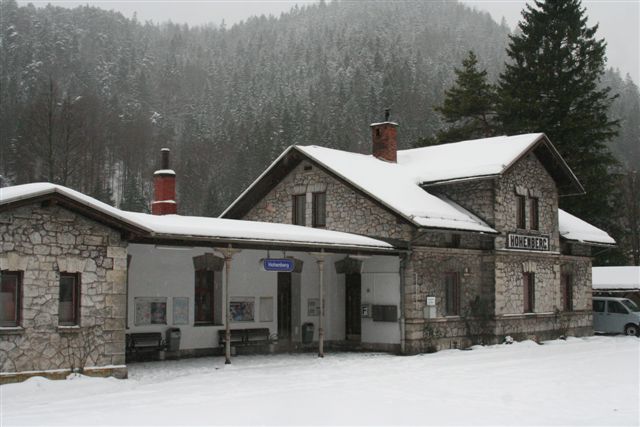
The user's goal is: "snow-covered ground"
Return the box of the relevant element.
[2,336,638,426]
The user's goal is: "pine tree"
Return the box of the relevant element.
[120,173,147,213]
[497,0,619,257]
[433,51,498,143]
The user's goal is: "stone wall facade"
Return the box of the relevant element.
[495,252,557,315]
[241,151,594,354]
[403,247,493,320]
[245,161,413,241]
[428,178,497,227]
[495,153,560,251]
[0,203,127,381]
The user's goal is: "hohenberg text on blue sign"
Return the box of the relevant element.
[262,258,295,272]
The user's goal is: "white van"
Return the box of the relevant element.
[592,297,640,336]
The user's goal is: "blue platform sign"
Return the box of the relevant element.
[263,258,295,272]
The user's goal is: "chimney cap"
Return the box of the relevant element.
[370,108,399,127]
[154,169,176,176]
[370,121,399,127]
[161,147,170,152]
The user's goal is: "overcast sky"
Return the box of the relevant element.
[17,0,640,82]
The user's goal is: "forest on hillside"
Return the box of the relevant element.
[0,0,638,221]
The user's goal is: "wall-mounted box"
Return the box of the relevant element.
[372,305,397,322]
[361,303,372,318]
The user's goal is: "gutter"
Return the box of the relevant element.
[134,233,398,255]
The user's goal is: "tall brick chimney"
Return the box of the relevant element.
[370,109,399,163]
[151,148,177,215]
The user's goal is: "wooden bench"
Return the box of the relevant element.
[218,328,271,347]
[127,332,165,354]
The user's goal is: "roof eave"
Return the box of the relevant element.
[0,191,149,236]
[503,134,585,196]
[417,225,499,235]
[133,233,398,255]
[220,145,298,218]
[420,174,500,187]
[560,236,616,248]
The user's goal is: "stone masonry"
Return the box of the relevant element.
[495,153,560,251]
[0,203,127,380]
[242,150,595,354]
[245,161,413,241]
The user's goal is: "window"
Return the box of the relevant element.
[444,272,460,316]
[59,273,80,326]
[523,272,535,313]
[593,300,605,312]
[562,274,573,311]
[292,194,306,226]
[195,270,215,324]
[516,195,526,229]
[1,271,21,327]
[622,299,640,312]
[312,192,326,227]
[607,300,628,314]
[530,197,539,230]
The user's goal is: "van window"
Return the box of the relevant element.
[593,300,605,312]
[622,299,640,312]
[607,301,628,314]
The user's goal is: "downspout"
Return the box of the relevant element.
[399,251,408,354]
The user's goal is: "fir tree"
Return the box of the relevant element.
[497,0,619,259]
[434,51,498,143]
[120,174,147,213]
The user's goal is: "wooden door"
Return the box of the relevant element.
[345,273,361,340]
[277,272,292,341]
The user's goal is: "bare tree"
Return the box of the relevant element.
[17,76,84,184]
[61,326,103,375]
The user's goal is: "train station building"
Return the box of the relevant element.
[0,120,614,382]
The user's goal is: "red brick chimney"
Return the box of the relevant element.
[370,109,399,163]
[151,148,177,215]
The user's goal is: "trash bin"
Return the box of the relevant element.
[302,322,314,345]
[166,327,181,352]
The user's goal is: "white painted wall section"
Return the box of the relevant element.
[361,256,401,344]
[127,244,400,350]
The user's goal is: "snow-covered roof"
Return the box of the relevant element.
[222,134,609,241]
[558,209,615,245]
[296,145,497,233]
[1,183,147,231]
[398,133,547,184]
[592,267,640,290]
[0,183,393,251]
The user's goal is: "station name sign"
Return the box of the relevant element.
[263,258,295,272]
[507,233,550,251]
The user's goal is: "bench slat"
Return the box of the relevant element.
[128,333,164,352]
[218,328,270,346]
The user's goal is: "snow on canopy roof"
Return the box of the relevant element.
[123,212,393,249]
[558,209,615,245]
[0,183,392,250]
[296,146,497,233]
[592,267,640,290]
[398,133,545,184]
